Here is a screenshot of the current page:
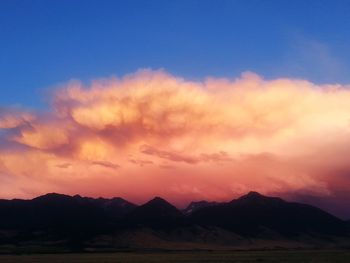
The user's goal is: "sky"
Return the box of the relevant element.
[1,0,350,107]
[1,1,350,218]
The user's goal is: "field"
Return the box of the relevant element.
[0,250,350,263]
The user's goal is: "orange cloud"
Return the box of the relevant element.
[1,70,350,217]
[0,109,35,129]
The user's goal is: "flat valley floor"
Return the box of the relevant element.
[0,250,350,263]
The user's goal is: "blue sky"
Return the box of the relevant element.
[1,0,350,108]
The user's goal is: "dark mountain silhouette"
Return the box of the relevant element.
[0,193,135,230]
[183,200,219,214]
[0,192,349,253]
[125,197,184,228]
[80,196,136,218]
[189,191,347,237]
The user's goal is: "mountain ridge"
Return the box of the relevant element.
[0,191,349,253]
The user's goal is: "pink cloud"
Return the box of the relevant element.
[1,70,350,217]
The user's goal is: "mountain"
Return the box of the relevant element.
[0,192,349,253]
[82,196,136,218]
[189,191,347,237]
[183,200,219,214]
[0,193,136,230]
[125,197,184,228]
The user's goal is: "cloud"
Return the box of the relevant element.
[0,108,35,129]
[281,35,346,83]
[11,123,70,150]
[56,163,71,169]
[140,144,199,164]
[128,159,153,166]
[1,69,350,217]
[91,161,120,170]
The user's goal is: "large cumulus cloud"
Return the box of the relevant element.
[1,69,350,218]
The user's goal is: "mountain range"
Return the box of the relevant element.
[0,192,349,253]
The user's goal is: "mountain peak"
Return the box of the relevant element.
[233,191,284,205]
[233,191,264,202]
[33,193,72,201]
[245,191,264,198]
[141,196,176,210]
[148,196,168,204]
[141,196,176,208]
[127,196,183,222]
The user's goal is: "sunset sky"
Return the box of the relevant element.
[1,1,350,218]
